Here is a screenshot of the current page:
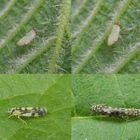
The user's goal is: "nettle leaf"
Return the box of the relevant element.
[0,0,71,73]
[72,75,140,140]
[72,0,140,73]
[0,75,71,140]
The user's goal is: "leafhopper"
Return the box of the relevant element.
[107,23,120,46]
[8,107,47,124]
[17,29,36,46]
[91,104,140,118]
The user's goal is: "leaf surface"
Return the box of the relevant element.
[0,0,71,73]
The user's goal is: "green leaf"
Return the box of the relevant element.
[72,118,140,140]
[0,0,71,73]
[72,75,140,140]
[72,0,140,73]
[0,75,71,140]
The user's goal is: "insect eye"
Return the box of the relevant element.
[38,108,46,116]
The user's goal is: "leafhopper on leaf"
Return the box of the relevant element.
[8,107,47,124]
[107,23,120,46]
[17,29,36,46]
[91,104,140,118]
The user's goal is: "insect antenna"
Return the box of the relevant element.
[88,103,92,106]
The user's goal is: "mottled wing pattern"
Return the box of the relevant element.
[91,104,140,117]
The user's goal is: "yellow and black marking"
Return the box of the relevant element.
[8,107,46,124]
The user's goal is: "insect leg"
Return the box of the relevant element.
[17,116,27,125]
[8,114,14,118]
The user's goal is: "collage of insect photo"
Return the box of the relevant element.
[0,0,139,140]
